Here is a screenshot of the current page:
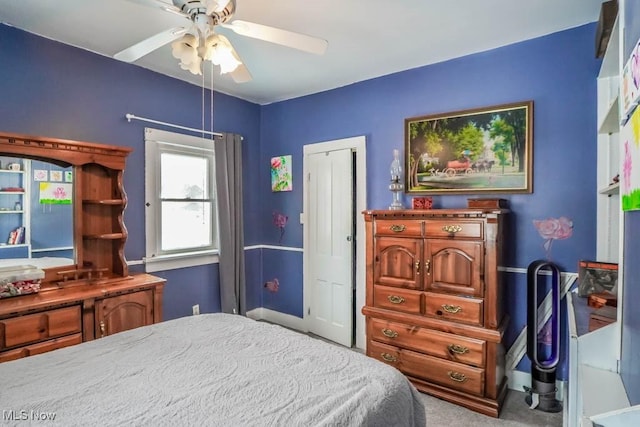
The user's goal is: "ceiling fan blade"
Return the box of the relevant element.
[229,63,252,83]
[114,27,188,62]
[222,20,327,55]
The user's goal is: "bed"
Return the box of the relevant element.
[0,313,426,426]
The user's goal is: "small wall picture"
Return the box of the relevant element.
[39,183,72,204]
[50,170,63,182]
[271,155,292,192]
[34,170,48,181]
[64,171,73,182]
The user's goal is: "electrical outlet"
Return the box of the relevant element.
[192,304,200,315]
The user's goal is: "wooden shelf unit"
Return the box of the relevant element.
[0,131,165,363]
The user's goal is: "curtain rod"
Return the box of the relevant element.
[125,113,223,137]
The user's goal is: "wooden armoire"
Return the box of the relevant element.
[362,207,508,417]
[0,132,165,363]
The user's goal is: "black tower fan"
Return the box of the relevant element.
[524,260,563,412]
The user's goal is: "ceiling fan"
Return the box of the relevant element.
[115,0,328,83]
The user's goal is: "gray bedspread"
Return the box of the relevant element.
[0,313,425,426]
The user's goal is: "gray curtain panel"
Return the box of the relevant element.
[214,133,246,315]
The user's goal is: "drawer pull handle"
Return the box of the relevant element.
[448,344,470,355]
[382,328,399,338]
[415,261,420,275]
[448,371,468,383]
[390,224,406,233]
[425,259,431,275]
[442,225,462,234]
[381,353,398,362]
[100,320,106,338]
[388,295,405,304]
[442,304,462,314]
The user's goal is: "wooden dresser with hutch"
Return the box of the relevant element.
[0,132,164,363]
[362,207,508,417]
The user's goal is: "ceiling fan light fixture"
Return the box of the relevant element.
[171,33,203,75]
[179,56,203,75]
[210,42,241,74]
[199,33,241,74]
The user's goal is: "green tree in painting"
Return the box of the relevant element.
[408,120,446,188]
[452,123,484,159]
[489,119,514,173]
[493,110,527,172]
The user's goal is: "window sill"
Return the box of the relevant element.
[143,250,219,272]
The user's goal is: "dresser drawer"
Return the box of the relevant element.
[375,219,422,237]
[0,333,82,363]
[402,348,485,396]
[373,286,422,315]
[424,292,483,326]
[369,317,486,367]
[0,306,82,350]
[425,220,483,239]
[367,339,402,367]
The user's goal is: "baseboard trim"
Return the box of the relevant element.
[246,308,308,332]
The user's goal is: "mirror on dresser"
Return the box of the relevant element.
[0,154,74,269]
[0,131,132,287]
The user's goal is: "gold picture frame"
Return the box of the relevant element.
[405,101,533,194]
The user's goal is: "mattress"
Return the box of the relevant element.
[0,313,426,426]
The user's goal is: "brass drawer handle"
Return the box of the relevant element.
[382,328,399,338]
[99,320,106,338]
[442,224,462,234]
[442,304,462,314]
[448,371,467,383]
[388,295,405,304]
[425,259,431,275]
[415,261,420,275]
[390,224,406,233]
[381,353,398,362]
[447,344,470,355]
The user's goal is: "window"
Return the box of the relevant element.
[144,128,219,272]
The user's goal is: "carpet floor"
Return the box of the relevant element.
[419,389,563,427]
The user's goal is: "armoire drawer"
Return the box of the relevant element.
[0,333,82,363]
[373,286,422,314]
[402,348,485,396]
[425,220,483,239]
[369,317,486,367]
[375,219,422,237]
[424,292,483,326]
[0,305,82,350]
[367,340,485,396]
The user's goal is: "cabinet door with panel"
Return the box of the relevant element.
[425,239,484,296]
[95,290,154,338]
[374,236,423,289]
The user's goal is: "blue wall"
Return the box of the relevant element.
[0,20,603,381]
[259,23,600,379]
[0,24,261,319]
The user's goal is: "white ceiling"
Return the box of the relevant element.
[0,0,604,105]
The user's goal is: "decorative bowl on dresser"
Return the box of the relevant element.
[362,207,509,417]
[0,132,165,363]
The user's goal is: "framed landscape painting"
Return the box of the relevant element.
[405,101,533,194]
